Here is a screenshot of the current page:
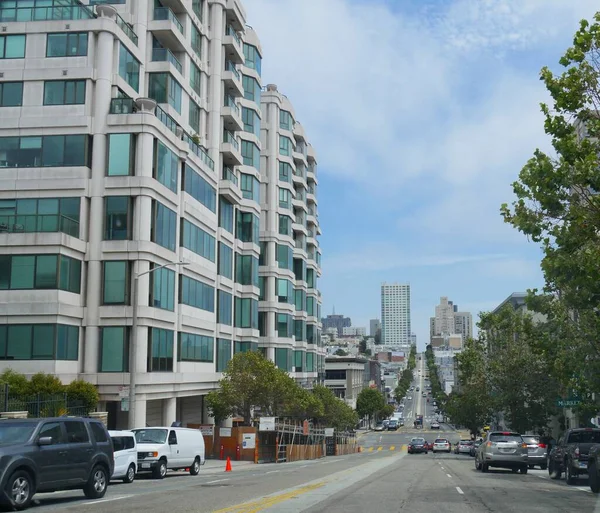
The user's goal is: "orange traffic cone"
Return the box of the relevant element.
[225,456,232,472]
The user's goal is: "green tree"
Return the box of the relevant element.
[500,12,600,403]
[312,385,358,431]
[356,388,385,427]
[334,348,348,356]
[358,338,367,354]
[379,403,395,419]
[0,369,30,395]
[29,373,63,395]
[65,380,99,414]
[205,389,234,426]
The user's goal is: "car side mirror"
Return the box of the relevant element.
[38,437,53,446]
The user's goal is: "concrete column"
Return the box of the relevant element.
[163,397,177,426]
[207,1,225,164]
[84,29,115,374]
[131,0,149,94]
[267,103,279,232]
[134,397,147,428]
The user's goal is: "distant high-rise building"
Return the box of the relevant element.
[369,319,381,336]
[454,312,473,343]
[342,327,367,337]
[321,314,351,336]
[430,297,472,347]
[380,283,411,347]
[410,333,417,346]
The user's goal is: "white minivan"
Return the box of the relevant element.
[109,430,137,483]
[132,427,205,479]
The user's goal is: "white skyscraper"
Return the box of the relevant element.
[380,283,411,347]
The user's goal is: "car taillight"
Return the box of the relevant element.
[521,443,527,449]
[538,443,546,449]
[487,442,492,447]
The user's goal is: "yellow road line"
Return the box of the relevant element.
[377,446,382,451]
[212,481,326,513]
[390,446,395,451]
[368,447,374,452]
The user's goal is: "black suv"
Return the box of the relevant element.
[548,427,600,484]
[0,417,114,510]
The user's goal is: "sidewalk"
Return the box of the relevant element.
[202,459,256,471]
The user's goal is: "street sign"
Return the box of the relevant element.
[259,417,276,431]
[118,386,130,398]
[120,398,129,411]
[557,398,581,408]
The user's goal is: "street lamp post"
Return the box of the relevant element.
[128,261,189,430]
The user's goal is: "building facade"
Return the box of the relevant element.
[0,0,322,428]
[429,296,472,347]
[369,318,380,336]
[321,313,351,336]
[342,326,366,337]
[380,283,411,347]
[324,356,367,409]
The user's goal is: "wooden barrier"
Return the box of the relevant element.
[287,444,324,462]
[335,443,358,455]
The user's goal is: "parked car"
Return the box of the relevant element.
[0,417,113,510]
[408,438,428,454]
[587,444,600,493]
[469,440,483,457]
[398,419,405,427]
[387,420,399,431]
[374,422,385,432]
[382,420,390,429]
[430,422,440,430]
[109,430,137,483]
[433,438,451,453]
[521,435,547,470]
[548,427,600,484]
[475,431,528,473]
[133,427,205,479]
[455,440,473,454]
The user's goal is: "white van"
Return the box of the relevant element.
[132,427,205,479]
[109,430,138,483]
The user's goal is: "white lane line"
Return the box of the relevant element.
[446,473,452,478]
[81,496,131,506]
[265,470,278,474]
[456,486,464,495]
[536,475,548,479]
[440,466,445,470]
[576,487,591,492]
[206,479,229,484]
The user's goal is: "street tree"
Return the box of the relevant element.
[356,388,385,427]
[358,338,367,354]
[379,404,395,420]
[312,385,358,431]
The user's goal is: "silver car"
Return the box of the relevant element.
[522,435,548,470]
[475,432,529,473]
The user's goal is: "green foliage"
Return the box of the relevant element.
[65,380,99,414]
[312,385,358,431]
[205,389,234,426]
[29,373,63,395]
[334,348,348,356]
[356,388,385,422]
[358,338,367,354]
[424,345,447,406]
[379,404,395,419]
[0,369,30,395]
[393,346,417,401]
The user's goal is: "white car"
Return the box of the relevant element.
[109,430,137,483]
[431,422,440,430]
[432,438,451,453]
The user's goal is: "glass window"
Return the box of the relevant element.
[89,422,108,444]
[64,421,89,444]
[294,258,306,281]
[148,73,182,113]
[279,188,291,209]
[10,255,35,289]
[234,298,258,329]
[104,196,131,240]
[154,140,179,193]
[150,266,175,311]
[294,350,304,371]
[103,261,128,305]
[294,320,305,341]
[258,311,266,337]
[235,254,259,286]
[107,134,134,176]
[179,332,213,362]
[259,242,267,266]
[217,290,232,325]
[276,244,293,270]
[219,198,233,233]
[0,135,88,168]
[46,33,87,57]
[183,164,216,212]
[3,254,79,293]
[100,326,129,371]
[279,162,291,183]
[119,43,140,92]
[258,276,266,300]
[189,99,200,134]
[276,313,292,338]
[234,341,257,354]
[276,278,293,304]
[236,212,260,244]
[148,328,174,372]
[0,324,78,361]
[152,201,177,251]
[191,24,202,58]
[306,352,315,372]
[43,80,85,105]
[181,219,216,261]
[180,275,214,312]
[0,82,23,107]
[280,110,293,130]
[241,140,260,169]
[192,0,203,21]
[307,268,315,288]
[275,348,292,372]
[0,34,26,59]
[242,107,260,137]
[190,61,202,95]
[58,255,81,293]
[216,338,231,372]
[240,174,260,202]
[307,296,316,316]
[56,324,78,360]
[307,324,317,344]
[279,136,292,156]
[243,43,262,75]
[35,255,58,289]
[242,75,261,103]
[218,242,233,279]
[295,289,305,311]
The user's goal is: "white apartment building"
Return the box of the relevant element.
[0,0,322,429]
[259,84,324,385]
[430,296,472,346]
[380,283,411,347]
[342,326,366,337]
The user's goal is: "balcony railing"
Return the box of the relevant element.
[308,229,315,238]
[226,25,241,46]
[222,166,238,186]
[223,130,239,150]
[294,167,305,179]
[115,13,138,45]
[308,208,316,216]
[155,105,179,135]
[109,98,135,114]
[308,186,315,195]
[295,216,304,225]
[295,240,305,250]
[295,191,305,201]
[154,7,183,34]
[152,47,182,74]
[225,61,240,80]
[224,95,241,117]
[0,214,79,238]
[0,5,95,22]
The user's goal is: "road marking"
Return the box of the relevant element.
[212,481,326,513]
[440,466,444,470]
[265,470,278,474]
[207,479,230,484]
[80,496,131,506]
[456,486,464,495]
[447,474,452,478]
[576,487,591,492]
[390,446,395,451]
[377,447,382,451]
[368,447,374,452]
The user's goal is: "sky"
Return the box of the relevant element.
[244,0,599,350]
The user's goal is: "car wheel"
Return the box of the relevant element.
[589,461,600,493]
[549,460,562,480]
[528,464,534,469]
[566,461,577,485]
[6,470,33,510]
[475,458,481,471]
[520,466,528,474]
[511,468,519,473]
[540,464,547,471]
[153,460,168,480]
[189,458,201,476]
[123,464,136,484]
[83,465,108,499]
[481,463,488,473]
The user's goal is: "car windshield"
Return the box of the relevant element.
[0,423,36,446]
[567,430,600,443]
[489,433,522,443]
[133,428,168,444]
[412,438,425,444]
[434,439,448,443]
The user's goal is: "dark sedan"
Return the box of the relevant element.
[408,437,428,454]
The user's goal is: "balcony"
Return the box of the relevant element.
[220,166,242,204]
[151,7,185,51]
[224,24,244,64]
[0,5,95,22]
[292,166,306,186]
[293,146,308,167]
[115,13,138,46]
[151,47,182,74]
[292,217,308,236]
[109,98,136,114]
[223,61,244,98]
[307,163,318,184]
[221,130,243,166]
[222,94,243,132]
[0,214,79,238]
[307,187,317,205]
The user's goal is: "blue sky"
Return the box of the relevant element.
[244,0,598,349]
